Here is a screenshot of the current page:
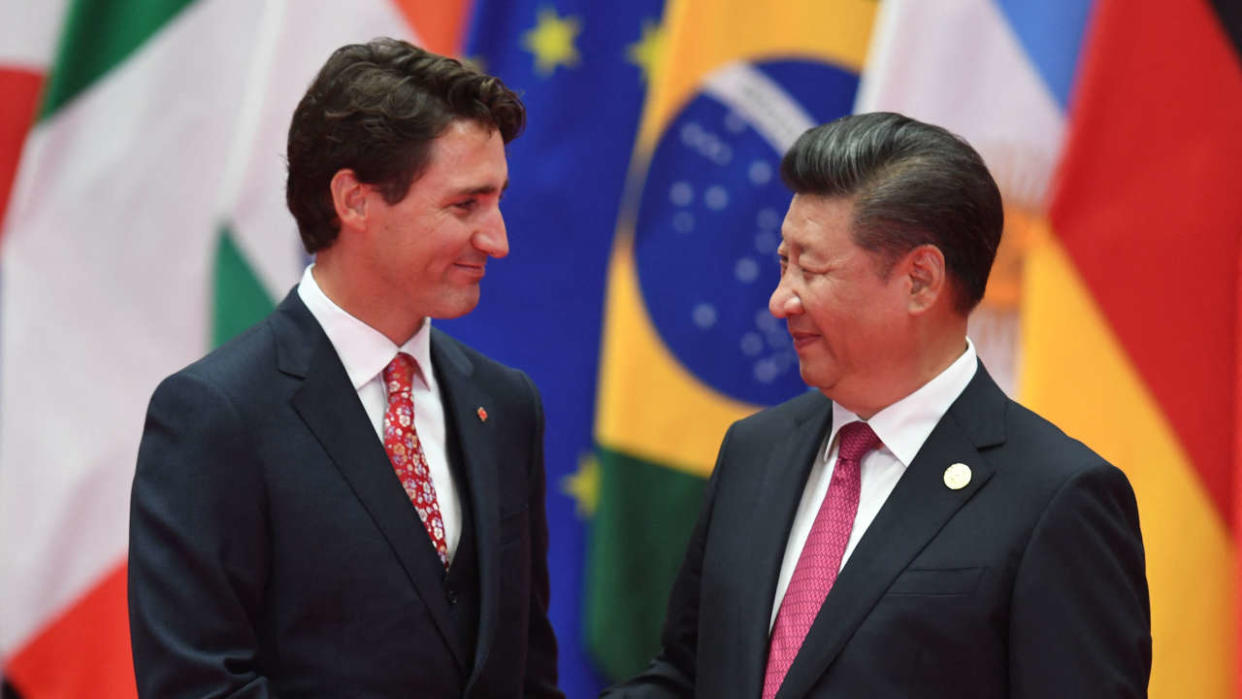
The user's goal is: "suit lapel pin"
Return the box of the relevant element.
[943,463,972,490]
[476,406,488,423]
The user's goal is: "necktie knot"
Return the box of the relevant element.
[837,421,881,464]
[383,352,417,400]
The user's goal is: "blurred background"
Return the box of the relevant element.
[1,0,1239,696]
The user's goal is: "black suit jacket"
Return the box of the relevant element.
[605,364,1150,698]
[129,291,562,698]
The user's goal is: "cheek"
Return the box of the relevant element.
[804,283,852,327]
[428,229,473,262]
[403,238,453,272]
[806,285,892,345]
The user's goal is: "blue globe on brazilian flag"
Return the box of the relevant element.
[586,0,876,681]
[637,59,859,405]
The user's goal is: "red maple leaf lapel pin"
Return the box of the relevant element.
[477,406,488,423]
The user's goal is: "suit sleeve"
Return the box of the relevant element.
[599,425,732,698]
[128,372,272,698]
[1008,462,1151,698]
[518,371,566,699]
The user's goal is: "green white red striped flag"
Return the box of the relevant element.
[0,1,465,695]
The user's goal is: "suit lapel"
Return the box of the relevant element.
[777,366,1007,699]
[733,393,834,698]
[431,331,502,687]
[273,293,467,671]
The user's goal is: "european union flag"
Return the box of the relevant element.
[446,1,666,695]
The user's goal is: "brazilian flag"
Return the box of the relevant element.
[585,0,879,682]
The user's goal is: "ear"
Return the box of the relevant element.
[329,169,369,233]
[901,244,947,314]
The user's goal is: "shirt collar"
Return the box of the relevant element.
[825,338,978,466]
[296,264,435,391]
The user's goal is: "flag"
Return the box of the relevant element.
[586,0,878,681]
[457,1,666,694]
[0,3,68,237]
[0,1,466,695]
[857,0,1242,695]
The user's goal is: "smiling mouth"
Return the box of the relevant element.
[453,262,486,278]
[789,330,819,350]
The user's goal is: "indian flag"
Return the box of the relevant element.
[858,0,1242,696]
[585,0,878,681]
[0,1,467,695]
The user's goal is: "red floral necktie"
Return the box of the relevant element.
[763,421,881,698]
[382,352,449,569]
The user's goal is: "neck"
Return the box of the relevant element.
[834,317,969,420]
[312,254,424,345]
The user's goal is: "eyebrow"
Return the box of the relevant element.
[455,179,510,197]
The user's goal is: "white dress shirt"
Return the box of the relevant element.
[297,264,461,560]
[769,339,979,631]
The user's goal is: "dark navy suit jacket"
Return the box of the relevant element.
[129,290,562,698]
[605,364,1150,698]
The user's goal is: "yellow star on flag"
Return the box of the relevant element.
[522,6,582,76]
[626,19,666,83]
[560,452,600,519]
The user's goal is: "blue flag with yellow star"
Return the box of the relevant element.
[448,1,666,695]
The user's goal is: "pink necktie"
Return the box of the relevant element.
[762,421,881,699]
[383,352,449,569]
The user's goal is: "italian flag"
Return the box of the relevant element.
[0,1,467,695]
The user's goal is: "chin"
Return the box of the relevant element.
[796,362,832,393]
[430,306,477,320]
[428,294,481,320]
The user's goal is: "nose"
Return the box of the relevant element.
[474,208,509,259]
[769,278,803,319]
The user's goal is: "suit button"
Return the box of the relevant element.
[446,588,458,606]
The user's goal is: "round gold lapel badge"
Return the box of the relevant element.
[943,463,972,490]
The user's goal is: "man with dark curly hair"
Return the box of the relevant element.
[129,38,563,698]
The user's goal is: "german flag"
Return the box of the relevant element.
[1025,1,1242,695]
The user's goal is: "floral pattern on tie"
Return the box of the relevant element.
[383,352,449,568]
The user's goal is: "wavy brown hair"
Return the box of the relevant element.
[286,38,525,253]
